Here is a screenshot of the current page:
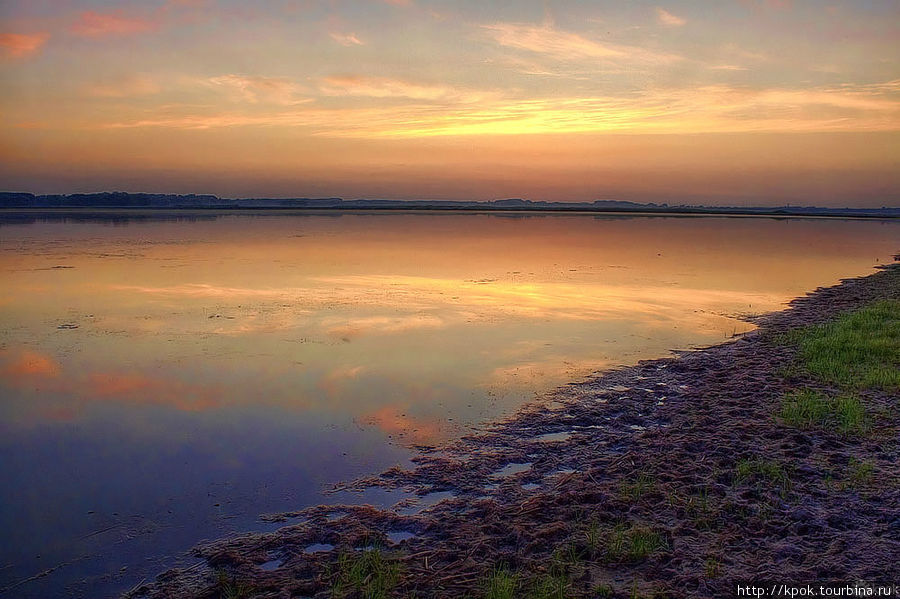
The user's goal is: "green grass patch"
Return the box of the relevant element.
[781,300,900,390]
[331,548,401,599]
[734,458,792,493]
[606,523,666,562]
[779,390,870,435]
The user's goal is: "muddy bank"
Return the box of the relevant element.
[130,264,899,599]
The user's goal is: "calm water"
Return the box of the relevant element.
[0,212,897,597]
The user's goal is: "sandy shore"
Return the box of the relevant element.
[130,264,899,599]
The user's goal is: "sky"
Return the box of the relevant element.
[0,0,898,206]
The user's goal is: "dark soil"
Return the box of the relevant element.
[129,264,900,599]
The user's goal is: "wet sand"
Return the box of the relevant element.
[129,263,899,599]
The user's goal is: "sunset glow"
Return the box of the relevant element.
[1,0,898,205]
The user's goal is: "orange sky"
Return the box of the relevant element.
[1,0,898,205]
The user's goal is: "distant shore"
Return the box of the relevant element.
[2,192,898,219]
[130,262,899,599]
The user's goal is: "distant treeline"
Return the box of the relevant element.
[1,191,897,218]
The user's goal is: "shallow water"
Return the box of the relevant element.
[0,211,896,597]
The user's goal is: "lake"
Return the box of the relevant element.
[0,211,896,598]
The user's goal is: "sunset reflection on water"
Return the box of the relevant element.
[0,211,897,597]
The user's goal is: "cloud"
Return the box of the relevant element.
[656,8,686,27]
[320,75,495,103]
[323,315,445,340]
[329,31,364,46]
[482,22,624,60]
[70,11,156,37]
[100,77,900,138]
[0,32,49,59]
[364,405,443,444]
[206,74,308,105]
[0,350,61,380]
[481,22,682,65]
[86,372,219,411]
[708,64,749,71]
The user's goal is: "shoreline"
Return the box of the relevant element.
[130,264,899,599]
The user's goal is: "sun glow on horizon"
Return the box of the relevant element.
[1,0,898,205]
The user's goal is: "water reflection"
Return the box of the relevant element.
[0,212,897,597]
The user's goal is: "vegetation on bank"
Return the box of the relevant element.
[776,299,898,438]
[780,299,899,391]
[779,390,869,435]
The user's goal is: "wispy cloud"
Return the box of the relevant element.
[656,7,686,27]
[320,75,497,103]
[0,32,49,59]
[482,22,623,60]
[708,64,749,71]
[482,21,682,66]
[329,31,364,46]
[206,74,309,105]
[70,10,156,37]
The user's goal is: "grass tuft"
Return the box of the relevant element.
[778,390,870,435]
[606,523,666,562]
[483,565,518,599]
[530,572,569,599]
[331,548,401,599]
[704,557,720,579]
[734,458,791,493]
[215,570,255,599]
[619,473,656,501]
[846,458,875,488]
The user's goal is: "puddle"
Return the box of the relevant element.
[259,558,282,571]
[490,463,532,478]
[303,543,334,554]
[386,531,416,543]
[397,491,455,515]
[533,431,572,443]
[521,483,540,491]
